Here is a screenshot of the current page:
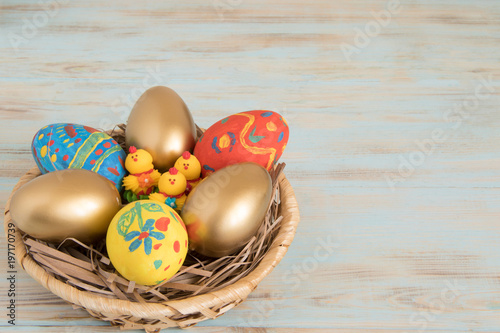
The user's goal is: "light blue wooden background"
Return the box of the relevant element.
[1,0,500,332]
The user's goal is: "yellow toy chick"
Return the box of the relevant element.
[122,146,161,198]
[149,167,187,211]
[174,151,201,194]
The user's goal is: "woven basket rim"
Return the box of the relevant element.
[4,165,300,323]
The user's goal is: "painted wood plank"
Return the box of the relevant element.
[1,0,500,332]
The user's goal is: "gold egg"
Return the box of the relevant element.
[181,162,272,257]
[126,86,197,172]
[10,169,122,244]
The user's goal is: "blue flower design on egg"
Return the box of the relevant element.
[124,218,165,255]
[165,197,177,209]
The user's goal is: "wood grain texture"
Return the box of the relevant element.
[1,0,500,332]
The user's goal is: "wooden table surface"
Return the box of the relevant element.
[1,0,500,332]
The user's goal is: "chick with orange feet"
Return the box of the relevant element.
[149,167,187,211]
[174,151,201,195]
[122,146,161,202]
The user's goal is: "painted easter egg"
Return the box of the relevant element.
[126,86,197,172]
[194,110,289,177]
[106,200,188,286]
[10,169,122,244]
[31,123,127,191]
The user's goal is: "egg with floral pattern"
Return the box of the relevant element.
[194,110,289,177]
[106,200,188,286]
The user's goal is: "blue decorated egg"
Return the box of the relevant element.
[31,123,127,191]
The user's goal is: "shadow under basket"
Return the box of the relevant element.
[3,125,300,332]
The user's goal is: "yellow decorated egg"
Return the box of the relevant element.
[106,200,188,286]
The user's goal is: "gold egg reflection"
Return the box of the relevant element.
[126,86,197,172]
[181,162,272,257]
[10,169,122,244]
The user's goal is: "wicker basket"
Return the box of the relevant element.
[3,126,300,332]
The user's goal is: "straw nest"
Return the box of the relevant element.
[3,125,300,332]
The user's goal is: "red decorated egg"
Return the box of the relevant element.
[194,110,289,177]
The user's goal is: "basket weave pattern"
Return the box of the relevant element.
[3,127,300,332]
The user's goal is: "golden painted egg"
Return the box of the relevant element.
[126,86,197,172]
[181,162,272,257]
[10,169,122,244]
[106,200,188,286]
